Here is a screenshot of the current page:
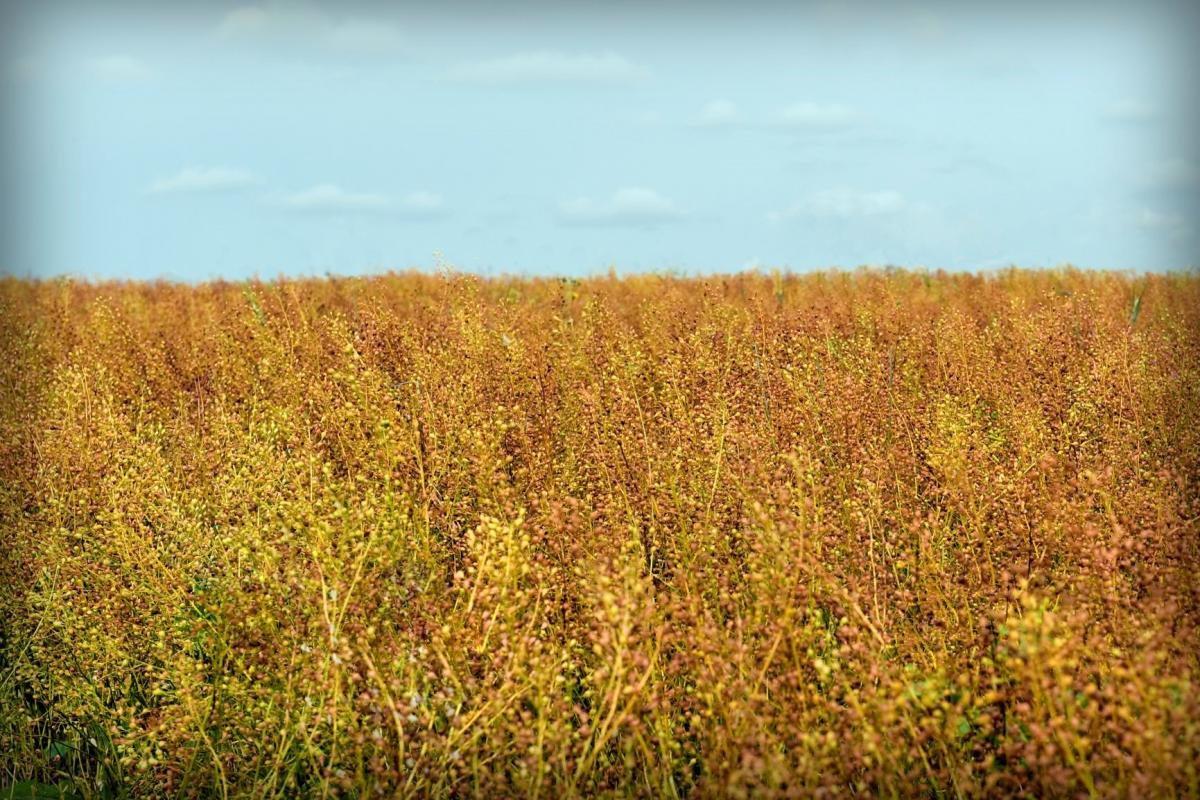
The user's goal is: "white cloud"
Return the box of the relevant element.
[449,51,646,84]
[219,4,404,54]
[908,8,949,41]
[278,184,391,211]
[399,191,447,216]
[88,54,152,82]
[274,185,447,216]
[220,5,273,35]
[147,167,261,194]
[774,102,858,129]
[326,19,405,53]
[684,101,873,133]
[1136,208,1190,239]
[696,99,740,127]
[1140,158,1199,189]
[1102,100,1158,124]
[560,188,681,227]
[689,100,864,131]
[768,189,906,222]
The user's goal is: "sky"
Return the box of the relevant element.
[1,0,1197,280]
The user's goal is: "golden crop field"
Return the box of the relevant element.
[1,268,1198,798]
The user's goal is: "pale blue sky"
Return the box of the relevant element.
[1,1,1197,280]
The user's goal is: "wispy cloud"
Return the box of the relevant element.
[277,184,391,211]
[907,8,950,41]
[930,153,1005,176]
[274,185,447,216]
[325,18,406,53]
[695,99,740,127]
[773,102,859,129]
[147,167,261,194]
[1136,208,1191,239]
[88,54,152,82]
[449,51,646,85]
[1101,100,1158,124]
[689,100,864,132]
[397,191,447,217]
[1140,158,1199,189]
[220,5,275,36]
[219,4,405,54]
[560,188,681,227]
[769,189,906,222]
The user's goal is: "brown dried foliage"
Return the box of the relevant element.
[0,268,1198,798]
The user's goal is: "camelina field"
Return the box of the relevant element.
[1,268,1198,798]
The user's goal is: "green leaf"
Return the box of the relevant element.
[243,286,266,326]
[44,742,72,761]
[2,782,80,800]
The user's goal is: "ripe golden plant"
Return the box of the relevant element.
[0,267,1198,798]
